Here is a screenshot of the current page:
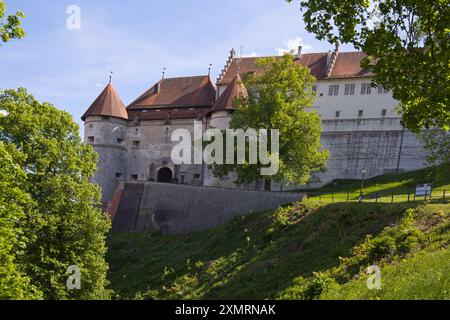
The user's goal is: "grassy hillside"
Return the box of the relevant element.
[304,164,450,202]
[107,201,449,299]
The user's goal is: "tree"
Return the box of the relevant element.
[287,0,450,133]
[211,54,329,190]
[419,130,450,165]
[0,142,42,299]
[0,1,25,43]
[0,88,111,299]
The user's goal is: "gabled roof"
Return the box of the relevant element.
[328,51,372,78]
[210,74,247,113]
[218,51,372,85]
[81,83,128,121]
[127,75,216,109]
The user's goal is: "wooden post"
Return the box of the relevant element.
[391,194,394,203]
[347,192,349,203]
[408,193,410,202]
[443,190,446,201]
[332,193,334,202]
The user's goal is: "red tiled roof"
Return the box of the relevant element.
[218,51,371,84]
[127,75,216,109]
[210,74,248,113]
[328,51,372,78]
[127,107,210,121]
[81,83,128,121]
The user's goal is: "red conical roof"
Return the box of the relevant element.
[210,74,247,113]
[81,83,128,121]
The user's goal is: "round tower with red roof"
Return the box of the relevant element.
[81,82,129,204]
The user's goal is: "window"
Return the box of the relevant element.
[328,85,339,96]
[88,136,95,143]
[312,85,317,94]
[132,140,140,147]
[361,83,372,94]
[89,124,93,128]
[358,110,364,117]
[378,86,389,94]
[344,84,355,95]
[130,174,138,180]
[335,111,341,118]
[193,174,200,179]
[180,175,186,184]
[116,173,122,178]
[117,138,124,144]
[382,109,387,117]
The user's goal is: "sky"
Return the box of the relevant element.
[0,0,356,132]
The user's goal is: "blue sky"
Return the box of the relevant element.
[1,0,355,131]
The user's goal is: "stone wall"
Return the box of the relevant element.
[111,182,304,234]
[298,118,428,189]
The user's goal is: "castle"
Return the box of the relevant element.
[82,45,428,203]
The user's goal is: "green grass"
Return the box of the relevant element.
[106,166,450,300]
[107,201,449,300]
[321,249,450,300]
[303,164,450,203]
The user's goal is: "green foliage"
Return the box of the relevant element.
[211,54,329,188]
[287,0,450,132]
[280,205,449,299]
[0,1,25,43]
[0,88,111,299]
[418,131,450,165]
[0,142,42,299]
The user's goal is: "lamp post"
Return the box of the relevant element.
[359,167,367,203]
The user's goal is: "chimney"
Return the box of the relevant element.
[154,82,160,94]
[326,50,333,65]
[326,43,340,77]
[296,46,303,60]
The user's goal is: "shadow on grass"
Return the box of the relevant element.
[107,202,420,299]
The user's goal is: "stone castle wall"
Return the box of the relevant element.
[111,181,305,234]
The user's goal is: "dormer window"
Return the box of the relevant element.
[88,136,95,143]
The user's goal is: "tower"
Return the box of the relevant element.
[81,83,128,204]
[208,74,247,130]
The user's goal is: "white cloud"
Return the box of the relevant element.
[275,37,314,56]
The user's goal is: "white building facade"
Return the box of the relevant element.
[82,46,428,203]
